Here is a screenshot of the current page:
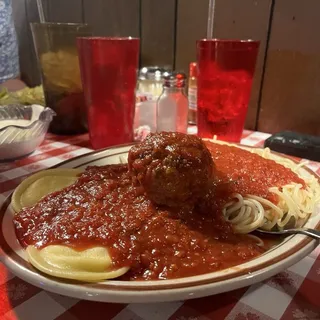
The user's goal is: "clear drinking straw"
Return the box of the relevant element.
[36,0,46,23]
[206,0,216,39]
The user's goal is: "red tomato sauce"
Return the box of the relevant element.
[14,163,265,280]
[205,142,305,204]
[13,144,302,280]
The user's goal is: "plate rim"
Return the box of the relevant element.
[0,142,319,300]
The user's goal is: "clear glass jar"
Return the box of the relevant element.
[138,66,170,98]
[135,67,171,134]
[156,72,188,133]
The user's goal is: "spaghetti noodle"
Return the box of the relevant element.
[206,139,320,234]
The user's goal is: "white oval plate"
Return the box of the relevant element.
[0,144,319,303]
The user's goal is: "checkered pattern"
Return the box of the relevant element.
[0,130,319,320]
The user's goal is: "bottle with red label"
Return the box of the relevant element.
[188,62,197,125]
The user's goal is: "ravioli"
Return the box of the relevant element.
[12,168,130,282]
[12,168,82,212]
[27,245,129,281]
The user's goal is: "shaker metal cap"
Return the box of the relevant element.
[163,72,187,88]
[139,66,170,81]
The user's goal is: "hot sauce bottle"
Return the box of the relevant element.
[188,62,197,125]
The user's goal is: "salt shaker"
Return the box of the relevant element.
[156,72,188,133]
[135,67,171,133]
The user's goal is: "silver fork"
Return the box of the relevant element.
[257,228,320,240]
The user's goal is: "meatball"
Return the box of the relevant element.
[128,132,214,207]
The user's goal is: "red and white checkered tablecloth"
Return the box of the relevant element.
[0,130,320,320]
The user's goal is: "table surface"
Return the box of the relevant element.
[0,130,320,320]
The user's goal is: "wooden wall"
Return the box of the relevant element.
[141,0,175,68]
[257,0,320,135]
[10,0,320,135]
[11,0,41,85]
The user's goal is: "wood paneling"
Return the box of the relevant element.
[175,0,209,73]
[83,0,139,37]
[12,0,41,86]
[140,0,176,68]
[43,0,83,23]
[212,0,273,130]
[258,0,320,135]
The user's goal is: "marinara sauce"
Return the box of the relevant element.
[13,143,303,280]
[205,142,305,204]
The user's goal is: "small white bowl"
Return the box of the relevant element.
[0,104,55,161]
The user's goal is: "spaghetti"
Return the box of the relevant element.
[206,139,320,234]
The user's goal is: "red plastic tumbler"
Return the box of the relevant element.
[77,37,140,149]
[196,39,259,142]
